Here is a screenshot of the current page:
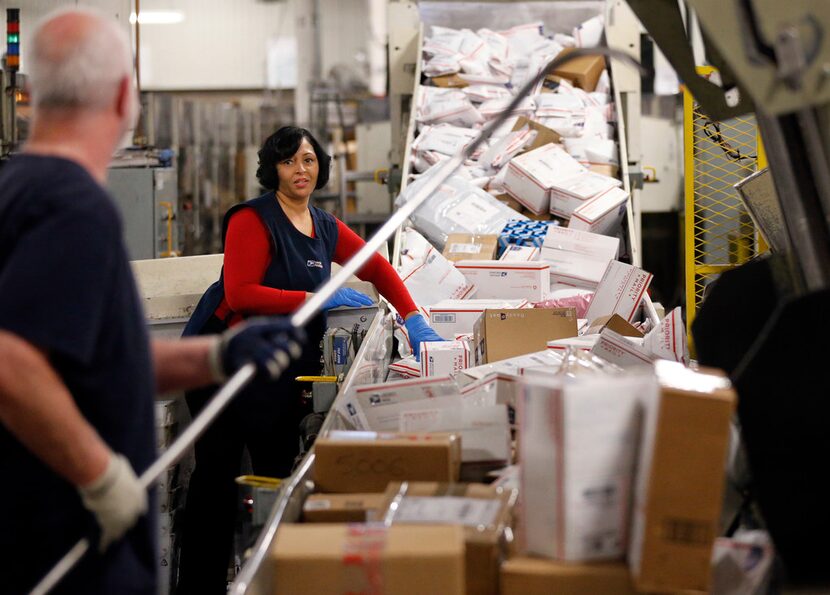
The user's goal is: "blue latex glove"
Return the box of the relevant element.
[218,316,306,380]
[323,287,375,311]
[404,314,446,361]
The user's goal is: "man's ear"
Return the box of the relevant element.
[114,75,135,122]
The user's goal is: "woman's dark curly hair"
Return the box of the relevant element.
[256,126,331,191]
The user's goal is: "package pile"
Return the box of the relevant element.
[268,16,743,595]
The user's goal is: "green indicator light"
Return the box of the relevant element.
[8,34,19,43]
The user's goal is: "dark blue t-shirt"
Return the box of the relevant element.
[0,155,157,594]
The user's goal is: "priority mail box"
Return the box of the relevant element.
[518,374,653,561]
[584,260,653,323]
[546,335,600,353]
[568,186,629,236]
[586,314,644,338]
[314,431,462,493]
[399,403,511,463]
[421,340,472,377]
[503,144,586,214]
[590,330,653,368]
[455,260,550,301]
[271,524,465,595]
[501,558,636,595]
[302,493,386,523]
[549,171,621,218]
[499,244,540,262]
[541,227,619,288]
[642,306,688,364]
[380,482,515,595]
[429,299,528,339]
[347,376,462,432]
[629,362,736,593]
[442,233,500,262]
[474,308,578,364]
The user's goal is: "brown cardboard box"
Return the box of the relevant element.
[501,557,636,595]
[550,48,607,92]
[272,524,466,595]
[511,116,562,151]
[314,432,462,493]
[443,234,500,263]
[302,493,386,523]
[432,73,469,88]
[379,482,516,595]
[522,208,553,221]
[587,314,645,338]
[495,193,524,214]
[473,308,578,364]
[629,361,736,593]
[588,163,621,178]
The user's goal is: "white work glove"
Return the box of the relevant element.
[78,453,147,552]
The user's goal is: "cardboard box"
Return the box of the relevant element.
[549,171,621,219]
[590,330,653,368]
[588,163,620,178]
[380,482,515,595]
[584,261,653,323]
[586,314,644,338]
[421,340,472,377]
[473,308,578,364]
[499,245,540,262]
[540,227,620,288]
[302,493,386,523]
[568,187,629,236]
[432,73,470,88]
[272,524,465,595]
[313,431,462,493]
[518,374,653,561]
[501,558,636,595]
[455,260,550,301]
[442,234,500,263]
[399,403,511,463]
[511,115,562,151]
[551,48,607,92]
[503,144,585,214]
[629,361,736,593]
[429,299,528,340]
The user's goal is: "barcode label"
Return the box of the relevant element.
[432,313,456,324]
[448,243,482,254]
[660,518,712,545]
[393,496,502,527]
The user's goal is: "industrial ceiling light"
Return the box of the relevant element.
[129,10,185,25]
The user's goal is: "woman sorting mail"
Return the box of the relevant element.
[176,125,443,594]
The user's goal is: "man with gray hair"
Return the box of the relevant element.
[0,8,303,594]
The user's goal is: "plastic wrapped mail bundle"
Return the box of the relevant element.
[396,170,528,251]
[398,227,476,306]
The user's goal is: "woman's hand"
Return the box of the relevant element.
[404,314,446,361]
[321,288,375,311]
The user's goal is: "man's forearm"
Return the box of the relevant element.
[152,337,220,394]
[0,331,110,487]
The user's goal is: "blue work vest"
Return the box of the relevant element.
[183,192,339,375]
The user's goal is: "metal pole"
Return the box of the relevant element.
[30,47,644,595]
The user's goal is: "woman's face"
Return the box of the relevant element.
[276,138,319,200]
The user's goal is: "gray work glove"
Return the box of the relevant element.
[78,453,147,552]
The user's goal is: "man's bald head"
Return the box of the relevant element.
[29,8,133,111]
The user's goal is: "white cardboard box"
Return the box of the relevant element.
[642,307,688,364]
[499,244,540,262]
[341,376,461,431]
[428,298,528,340]
[399,403,511,462]
[568,187,629,236]
[549,171,621,218]
[519,374,652,561]
[420,340,472,377]
[540,227,620,288]
[503,144,586,214]
[454,260,550,301]
[584,260,653,323]
[590,329,653,368]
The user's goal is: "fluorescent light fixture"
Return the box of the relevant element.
[129,10,185,25]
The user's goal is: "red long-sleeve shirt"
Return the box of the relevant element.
[215,208,417,323]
